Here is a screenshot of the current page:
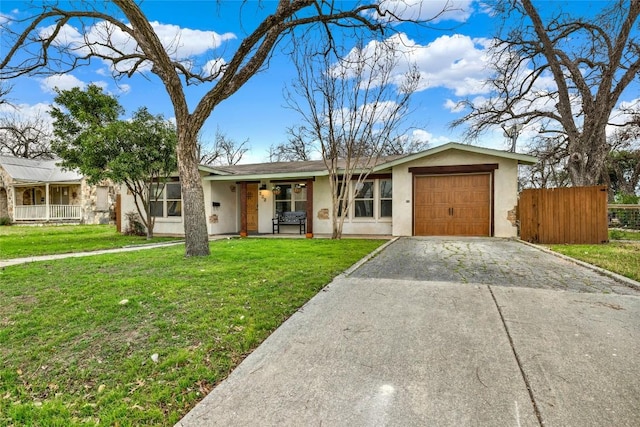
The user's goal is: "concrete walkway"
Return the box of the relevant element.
[0,240,185,268]
[177,237,640,427]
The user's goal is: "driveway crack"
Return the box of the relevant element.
[488,285,544,427]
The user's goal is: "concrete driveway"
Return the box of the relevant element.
[177,237,640,427]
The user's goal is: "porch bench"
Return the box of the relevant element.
[272,211,306,234]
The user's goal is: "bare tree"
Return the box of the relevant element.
[285,36,420,238]
[268,125,314,162]
[607,111,640,197]
[0,111,54,159]
[1,1,439,256]
[382,133,429,155]
[199,129,249,166]
[519,136,571,189]
[0,82,13,107]
[452,0,640,187]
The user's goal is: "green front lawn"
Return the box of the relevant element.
[0,225,180,259]
[550,241,640,282]
[0,238,385,426]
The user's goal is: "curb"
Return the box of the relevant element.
[342,237,399,277]
[517,239,640,292]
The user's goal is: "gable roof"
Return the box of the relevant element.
[0,155,83,183]
[203,155,407,181]
[372,142,537,171]
[203,142,537,181]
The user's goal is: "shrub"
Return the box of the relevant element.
[0,216,11,226]
[609,229,624,240]
[613,192,639,204]
[123,211,146,236]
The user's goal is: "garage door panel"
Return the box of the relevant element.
[414,174,490,237]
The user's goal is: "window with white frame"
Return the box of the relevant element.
[150,181,182,217]
[274,183,307,213]
[379,179,392,217]
[354,181,374,218]
[339,178,392,220]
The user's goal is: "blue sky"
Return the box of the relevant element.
[1,1,637,164]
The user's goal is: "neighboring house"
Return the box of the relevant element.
[0,155,118,224]
[119,142,537,238]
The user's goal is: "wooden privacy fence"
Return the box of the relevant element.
[519,185,608,244]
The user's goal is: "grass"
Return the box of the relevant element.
[549,241,640,282]
[0,238,385,426]
[609,228,640,241]
[0,225,180,259]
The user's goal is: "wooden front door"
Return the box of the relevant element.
[414,174,490,236]
[246,183,259,232]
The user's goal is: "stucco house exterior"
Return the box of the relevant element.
[119,143,537,238]
[0,155,118,224]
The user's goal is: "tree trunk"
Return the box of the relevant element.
[177,128,210,257]
[568,124,609,187]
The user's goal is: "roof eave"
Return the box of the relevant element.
[203,170,329,181]
[198,164,234,175]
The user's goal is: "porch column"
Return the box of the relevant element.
[45,183,50,221]
[239,182,248,237]
[305,179,313,238]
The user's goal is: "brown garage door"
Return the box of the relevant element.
[414,174,490,236]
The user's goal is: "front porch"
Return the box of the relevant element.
[12,183,83,222]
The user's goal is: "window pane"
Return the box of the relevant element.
[274,184,291,201]
[275,201,291,214]
[354,200,374,217]
[337,183,348,218]
[380,179,392,198]
[150,201,163,217]
[294,201,307,212]
[167,201,182,217]
[355,182,374,199]
[150,183,163,197]
[293,186,307,201]
[166,183,181,199]
[380,200,392,217]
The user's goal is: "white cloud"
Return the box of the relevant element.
[374,0,474,24]
[0,102,55,135]
[116,83,131,95]
[444,99,465,113]
[344,33,493,97]
[411,129,432,143]
[202,58,227,79]
[0,102,50,119]
[38,20,236,78]
[609,98,640,126]
[409,34,493,96]
[39,74,87,93]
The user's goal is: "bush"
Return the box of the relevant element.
[609,229,624,240]
[0,216,11,226]
[614,192,639,204]
[123,211,146,236]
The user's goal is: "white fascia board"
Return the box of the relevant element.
[198,165,233,175]
[203,170,329,182]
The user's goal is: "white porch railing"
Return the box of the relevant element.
[14,205,82,220]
